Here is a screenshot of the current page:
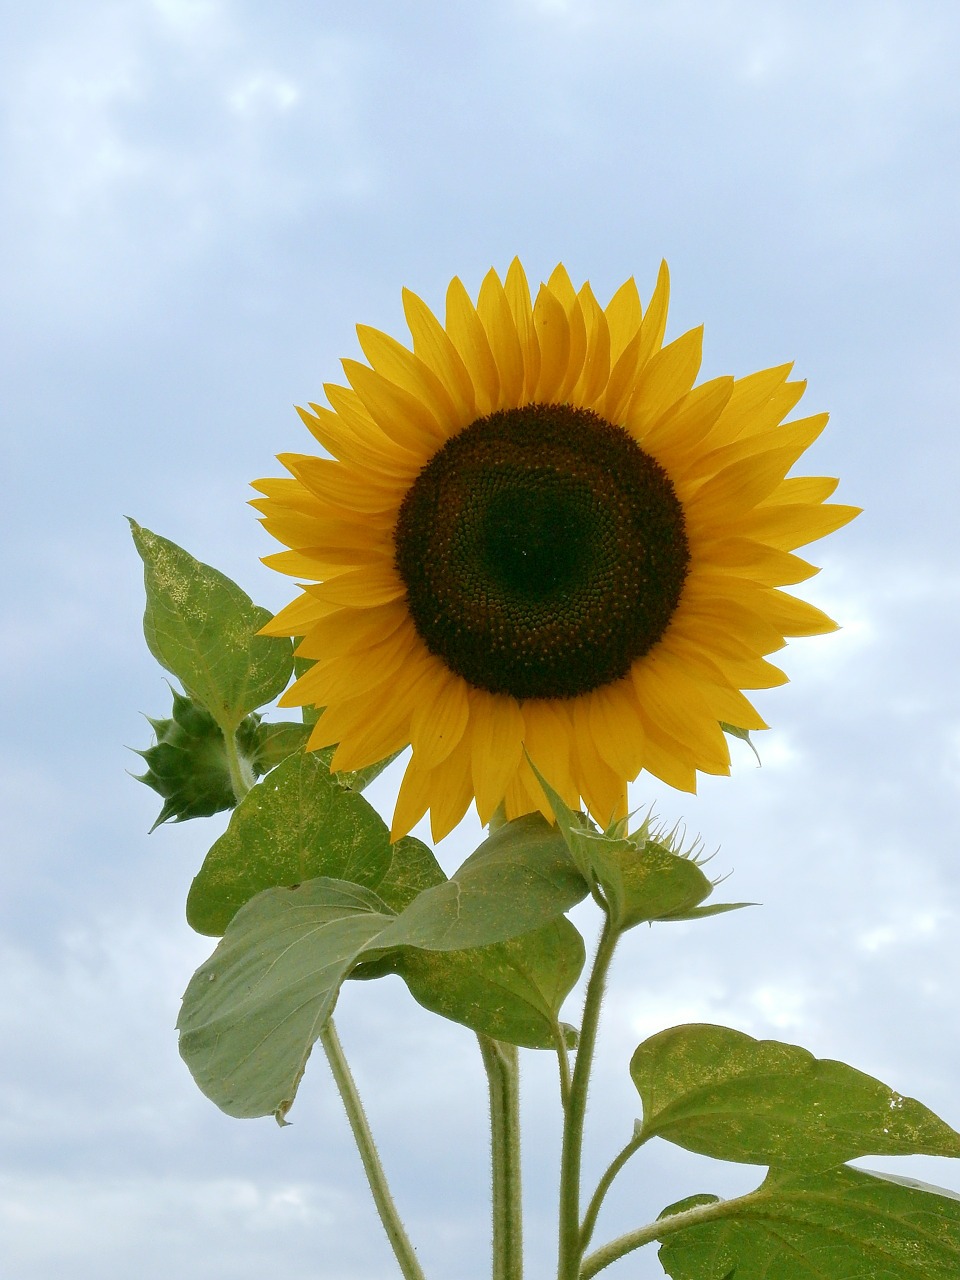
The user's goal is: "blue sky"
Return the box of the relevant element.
[2,1,959,1277]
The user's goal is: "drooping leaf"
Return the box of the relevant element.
[393,916,586,1048]
[186,749,444,935]
[658,1165,960,1279]
[130,520,293,732]
[178,878,394,1122]
[631,1023,960,1169]
[373,812,588,952]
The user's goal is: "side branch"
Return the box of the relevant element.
[579,1189,765,1278]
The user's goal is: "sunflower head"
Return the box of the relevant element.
[253,261,858,843]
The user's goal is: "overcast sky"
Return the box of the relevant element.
[2,1,959,1277]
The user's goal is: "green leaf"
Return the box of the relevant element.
[186,750,444,935]
[631,1023,960,1169]
[252,721,310,772]
[372,812,588,952]
[658,1165,960,1279]
[178,877,394,1122]
[180,814,587,1119]
[130,520,293,732]
[393,916,585,1049]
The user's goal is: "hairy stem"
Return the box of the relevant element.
[580,1188,765,1278]
[557,915,620,1280]
[321,1021,428,1280]
[579,1129,647,1251]
[478,1036,524,1280]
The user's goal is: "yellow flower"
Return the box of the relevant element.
[254,261,858,842]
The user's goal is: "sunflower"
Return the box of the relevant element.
[253,261,858,842]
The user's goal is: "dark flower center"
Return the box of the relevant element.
[394,404,690,699]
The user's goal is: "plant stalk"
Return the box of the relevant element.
[556,915,620,1280]
[321,1020,428,1280]
[478,1035,524,1280]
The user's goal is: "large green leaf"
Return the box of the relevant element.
[178,877,394,1122]
[658,1165,960,1279]
[130,520,292,732]
[631,1023,960,1169]
[186,750,444,935]
[393,916,585,1049]
[180,815,588,1118]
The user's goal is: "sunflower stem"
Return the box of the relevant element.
[321,1020,428,1280]
[478,1035,524,1280]
[557,914,620,1280]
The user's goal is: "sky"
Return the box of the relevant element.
[1,0,959,1276]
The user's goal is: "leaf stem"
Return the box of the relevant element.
[553,1025,572,1112]
[321,1020,428,1280]
[578,1128,647,1251]
[478,1036,524,1280]
[222,724,255,802]
[579,1188,764,1278]
[557,914,620,1280]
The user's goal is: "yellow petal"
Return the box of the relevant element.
[392,755,433,841]
[258,590,332,637]
[410,668,470,769]
[356,324,462,437]
[573,281,611,407]
[532,284,571,401]
[635,260,670,368]
[604,276,642,364]
[522,700,579,810]
[446,276,500,414]
[504,257,541,403]
[427,733,476,841]
[469,690,525,826]
[477,268,525,409]
[626,326,703,437]
[305,563,406,608]
[342,358,446,455]
[582,682,646,779]
[402,287,477,423]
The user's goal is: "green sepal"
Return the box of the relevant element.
[129,520,293,733]
[658,1165,960,1279]
[720,721,761,764]
[631,1022,960,1169]
[179,813,588,1118]
[132,687,261,829]
[528,758,723,930]
[186,749,445,935]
